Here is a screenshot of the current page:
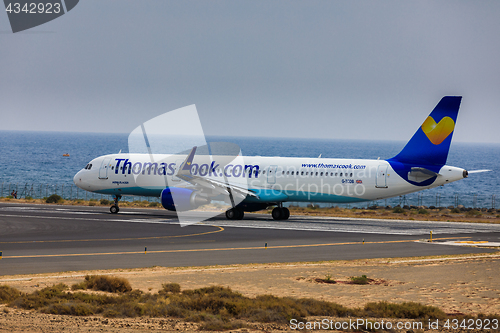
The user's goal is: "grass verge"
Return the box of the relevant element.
[2,275,499,331]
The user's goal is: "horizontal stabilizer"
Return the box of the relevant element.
[407,167,439,183]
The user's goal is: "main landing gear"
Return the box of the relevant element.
[110,195,121,214]
[272,203,290,220]
[226,208,244,220]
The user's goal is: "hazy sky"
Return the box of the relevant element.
[1,1,499,143]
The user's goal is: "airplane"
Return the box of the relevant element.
[74,96,484,221]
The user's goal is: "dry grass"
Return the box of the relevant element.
[3,275,499,331]
[0,285,22,303]
[71,275,132,293]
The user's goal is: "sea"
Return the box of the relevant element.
[0,130,498,208]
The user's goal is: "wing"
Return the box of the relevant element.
[175,146,259,200]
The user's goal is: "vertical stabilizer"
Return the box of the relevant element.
[390,96,462,166]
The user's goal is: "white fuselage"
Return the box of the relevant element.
[74,153,466,204]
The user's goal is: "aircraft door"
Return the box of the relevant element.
[98,157,112,179]
[376,165,388,188]
[267,165,277,184]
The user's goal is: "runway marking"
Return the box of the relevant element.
[1,236,471,259]
[0,213,174,224]
[0,226,224,244]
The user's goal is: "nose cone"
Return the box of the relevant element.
[74,170,84,189]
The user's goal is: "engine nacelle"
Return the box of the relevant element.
[161,187,210,211]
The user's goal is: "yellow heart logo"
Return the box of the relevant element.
[421,116,455,145]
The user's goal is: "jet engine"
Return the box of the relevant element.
[160,187,210,211]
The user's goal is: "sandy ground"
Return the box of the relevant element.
[1,252,499,332]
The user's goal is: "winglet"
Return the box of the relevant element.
[182,146,197,172]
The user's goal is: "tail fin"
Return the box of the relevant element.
[390,96,462,166]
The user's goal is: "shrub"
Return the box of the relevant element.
[450,208,461,213]
[392,206,405,213]
[10,284,68,310]
[148,202,160,207]
[0,285,22,304]
[350,275,369,285]
[100,199,111,205]
[364,301,447,320]
[417,208,429,215]
[466,210,482,217]
[42,302,95,316]
[25,196,33,200]
[73,275,132,293]
[160,283,181,294]
[46,194,63,204]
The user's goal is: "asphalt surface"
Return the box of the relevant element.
[0,202,499,275]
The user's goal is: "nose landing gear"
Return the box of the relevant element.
[110,195,122,214]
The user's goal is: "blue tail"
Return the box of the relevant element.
[389,96,462,166]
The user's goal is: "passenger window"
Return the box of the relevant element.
[350,173,353,177]
[340,172,343,176]
[286,171,289,175]
[320,172,323,176]
[315,172,318,176]
[335,172,338,177]
[301,171,304,176]
[263,170,266,174]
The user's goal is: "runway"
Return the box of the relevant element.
[0,202,498,275]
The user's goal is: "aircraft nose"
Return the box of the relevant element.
[74,170,84,188]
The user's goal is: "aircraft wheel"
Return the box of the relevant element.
[226,208,243,220]
[110,205,119,214]
[282,207,290,220]
[272,207,283,220]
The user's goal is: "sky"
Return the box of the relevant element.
[1,1,499,143]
